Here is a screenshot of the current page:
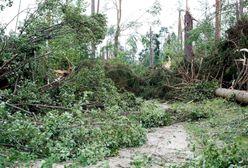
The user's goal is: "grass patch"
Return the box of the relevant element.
[171,99,248,167]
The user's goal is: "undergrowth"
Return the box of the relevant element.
[171,99,248,167]
[0,62,171,167]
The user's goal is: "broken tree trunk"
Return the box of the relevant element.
[215,88,248,103]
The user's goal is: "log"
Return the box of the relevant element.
[215,88,248,103]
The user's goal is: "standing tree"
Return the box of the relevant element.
[239,0,244,17]
[149,26,155,66]
[184,0,195,80]
[15,0,22,32]
[97,0,100,13]
[184,0,193,64]
[113,0,122,57]
[178,9,183,50]
[215,0,221,42]
[236,0,244,20]
[91,0,96,58]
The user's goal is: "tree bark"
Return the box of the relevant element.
[91,0,96,58]
[97,0,100,13]
[184,11,193,63]
[149,26,154,66]
[236,0,240,21]
[216,88,248,104]
[15,0,22,33]
[178,9,183,50]
[215,0,221,42]
[239,0,244,18]
[114,0,122,57]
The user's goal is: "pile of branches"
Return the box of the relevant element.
[200,19,248,91]
[0,0,106,89]
[105,64,186,99]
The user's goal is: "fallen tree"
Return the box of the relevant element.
[215,88,248,104]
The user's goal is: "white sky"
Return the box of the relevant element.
[0,0,215,34]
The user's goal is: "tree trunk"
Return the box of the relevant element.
[97,0,100,13]
[236,0,240,21]
[186,0,189,11]
[215,0,221,42]
[216,88,248,104]
[15,0,22,33]
[184,11,193,63]
[91,0,96,58]
[178,9,183,50]
[149,26,154,66]
[239,0,244,18]
[114,0,122,57]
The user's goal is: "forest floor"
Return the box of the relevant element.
[31,124,193,168]
[86,123,193,168]
[32,104,194,168]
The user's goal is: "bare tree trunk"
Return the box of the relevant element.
[216,88,248,104]
[149,26,154,66]
[114,0,122,57]
[215,0,221,42]
[97,0,100,13]
[91,0,96,58]
[15,0,22,33]
[178,9,183,50]
[236,0,240,21]
[239,0,244,18]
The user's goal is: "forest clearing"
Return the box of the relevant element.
[0,0,248,167]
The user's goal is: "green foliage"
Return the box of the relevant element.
[171,100,215,122]
[175,99,248,167]
[1,81,52,106]
[130,153,152,168]
[0,105,147,166]
[129,101,171,128]
[0,0,12,11]
[182,81,219,102]
[61,61,125,108]
[177,143,247,168]
[63,7,107,44]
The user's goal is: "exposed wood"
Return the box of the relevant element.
[215,88,248,103]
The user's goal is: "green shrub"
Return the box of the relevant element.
[182,81,219,102]
[171,100,217,122]
[130,153,152,168]
[0,104,147,166]
[178,143,248,168]
[129,101,171,128]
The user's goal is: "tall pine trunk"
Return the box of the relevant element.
[178,9,183,50]
[239,0,244,17]
[97,0,100,13]
[114,0,122,57]
[215,0,221,42]
[149,26,154,66]
[91,0,96,58]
